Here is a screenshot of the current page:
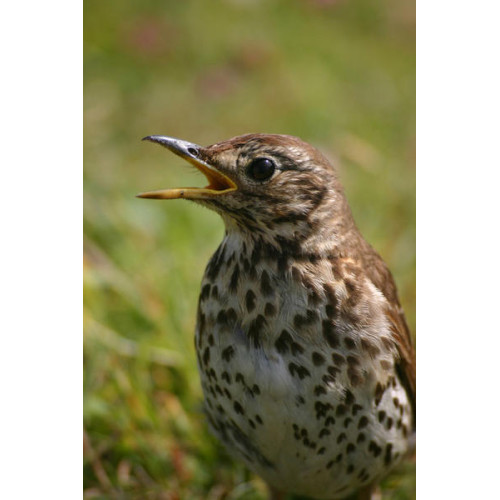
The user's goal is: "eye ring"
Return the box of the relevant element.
[246,158,276,181]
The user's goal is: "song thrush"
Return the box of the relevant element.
[138,134,415,500]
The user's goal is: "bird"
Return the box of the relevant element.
[137,133,415,500]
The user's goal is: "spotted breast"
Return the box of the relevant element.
[138,133,415,500]
[196,233,413,499]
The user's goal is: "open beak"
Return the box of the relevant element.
[136,135,237,200]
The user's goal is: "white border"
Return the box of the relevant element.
[418,0,500,497]
[1,1,82,497]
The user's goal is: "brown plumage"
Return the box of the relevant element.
[138,133,415,499]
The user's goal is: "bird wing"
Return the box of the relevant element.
[385,302,416,423]
[358,241,416,423]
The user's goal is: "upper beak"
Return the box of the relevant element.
[136,135,237,200]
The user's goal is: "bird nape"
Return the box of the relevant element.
[138,134,415,500]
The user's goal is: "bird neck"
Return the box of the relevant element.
[220,194,360,263]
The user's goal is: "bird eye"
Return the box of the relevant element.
[246,158,275,181]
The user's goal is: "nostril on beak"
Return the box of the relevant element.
[187,147,199,157]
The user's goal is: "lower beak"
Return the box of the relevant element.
[136,135,237,200]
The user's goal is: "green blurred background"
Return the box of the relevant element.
[84,0,415,498]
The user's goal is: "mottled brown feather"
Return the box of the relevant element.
[355,236,416,424]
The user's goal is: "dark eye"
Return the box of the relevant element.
[246,158,275,181]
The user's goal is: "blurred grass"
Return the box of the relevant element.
[84,0,415,498]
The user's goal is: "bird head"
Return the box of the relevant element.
[138,134,351,241]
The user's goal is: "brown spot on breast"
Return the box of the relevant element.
[245,289,256,312]
[203,347,210,366]
[347,368,363,387]
[291,342,304,356]
[294,310,318,329]
[352,404,363,416]
[325,416,335,427]
[358,416,369,429]
[275,329,293,354]
[343,389,355,405]
[314,385,327,396]
[380,359,392,371]
[216,309,227,326]
[325,304,336,319]
[345,278,361,307]
[323,282,338,308]
[380,336,394,350]
[332,352,345,366]
[211,285,219,299]
[337,432,347,444]
[347,355,360,367]
[250,243,262,266]
[247,314,266,347]
[200,284,211,301]
[361,338,380,357]
[319,428,330,438]
[222,345,235,362]
[207,245,226,281]
[229,265,240,292]
[336,404,347,417]
[288,362,311,380]
[322,320,340,348]
[264,302,276,317]
[233,401,245,415]
[344,337,356,350]
[384,443,393,466]
[374,383,386,406]
[315,401,332,419]
[369,440,382,457]
[346,443,355,454]
[312,352,325,366]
